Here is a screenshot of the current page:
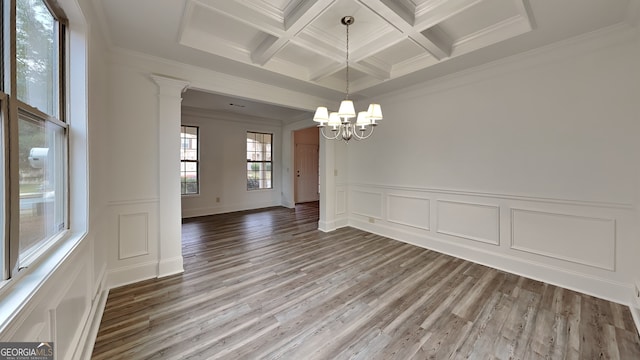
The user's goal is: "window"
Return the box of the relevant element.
[2,0,67,279]
[180,125,199,195]
[246,132,272,190]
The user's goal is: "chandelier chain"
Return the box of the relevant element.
[345,21,349,99]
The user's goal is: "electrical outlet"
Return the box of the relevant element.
[368,217,375,224]
[216,197,220,203]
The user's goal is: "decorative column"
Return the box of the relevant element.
[318,136,336,232]
[151,75,190,277]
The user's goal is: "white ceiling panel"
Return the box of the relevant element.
[373,39,425,67]
[95,0,637,100]
[188,6,267,51]
[276,42,336,74]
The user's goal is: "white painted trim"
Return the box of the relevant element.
[182,106,284,126]
[350,189,384,219]
[117,213,150,260]
[349,182,634,209]
[181,201,283,218]
[158,257,185,278]
[318,220,336,233]
[107,198,159,206]
[0,232,86,336]
[386,194,431,231]
[436,200,500,246]
[509,208,616,271]
[106,261,158,289]
[318,218,348,232]
[73,267,109,360]
[348,218,631,306]
[75,288,108,360]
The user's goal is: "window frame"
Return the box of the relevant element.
[2,0,68,280]
[246,131,273,191]
[180,125,199,196]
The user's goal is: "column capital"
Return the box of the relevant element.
[150,74,190,96]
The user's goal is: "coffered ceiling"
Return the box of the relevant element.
[180,0,532,93]
[94,0,635,101]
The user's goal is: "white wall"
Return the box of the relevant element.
[181,110,283,218]
[338,24,640,307]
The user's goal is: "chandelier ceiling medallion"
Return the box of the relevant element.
[313,16,382,143]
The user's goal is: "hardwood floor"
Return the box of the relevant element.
[92,202,640,359]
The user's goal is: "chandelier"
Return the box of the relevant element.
[313,16,383,142]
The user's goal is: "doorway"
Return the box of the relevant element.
[294,127,319,204]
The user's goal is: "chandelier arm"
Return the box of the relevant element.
[352,124,375,140]
[319,126,342,140]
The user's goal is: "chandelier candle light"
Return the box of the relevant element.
[313,16,383,142]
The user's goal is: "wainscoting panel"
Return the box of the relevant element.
[387,194,430,230]
[336,189,346,215]
[351,190,383,219]
[107,198,159,288]
[437,200,500,245]
[0,237,98,360]
[511,209,616,271]
[52,260,91,360]
[118,213,149,260]
[345,183,635,306]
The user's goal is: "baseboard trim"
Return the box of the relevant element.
[74,288,109,360]
[106,261,158,289]
[182,201,281,218]
[349,218,631,306]
[318,220,335,233]
[158,257,184,278]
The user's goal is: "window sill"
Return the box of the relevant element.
[0,229,87,334]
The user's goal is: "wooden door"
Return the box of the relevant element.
[294,144,319,203]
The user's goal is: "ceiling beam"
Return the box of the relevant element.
[352,58,391,80]
[251,0,335,66]
[251,35,289,66]
[413,0,484,29]
[358,0,450,60]
[285,0,336,31]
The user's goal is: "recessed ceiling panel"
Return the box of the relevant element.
[372,39,425,67]
[276,42,336,73]
[303,0,394,52]
[189,5,267,50]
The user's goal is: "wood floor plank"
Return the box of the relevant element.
[92,202,640,359]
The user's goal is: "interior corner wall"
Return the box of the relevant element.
[344,25,640,306]
[180,112,283,218]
